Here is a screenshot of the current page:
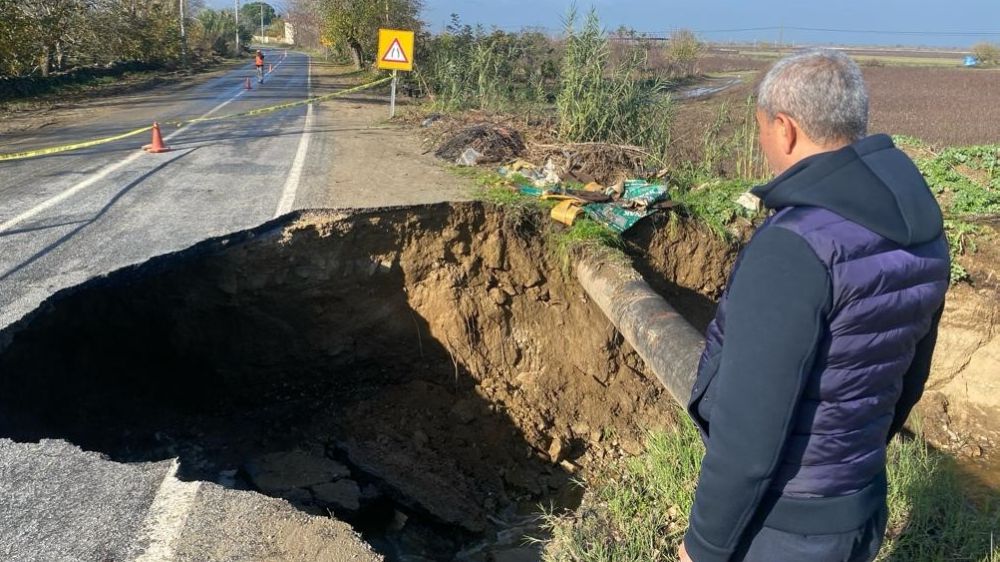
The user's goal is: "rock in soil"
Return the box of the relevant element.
[243,450,351,494]
[547,437,567,464]
[312,479,362,511]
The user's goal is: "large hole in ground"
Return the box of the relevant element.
[0,202,683,561]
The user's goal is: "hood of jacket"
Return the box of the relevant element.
[751,134,943,246]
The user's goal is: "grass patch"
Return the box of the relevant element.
[549,218,626,269]
[542,416,1000,562]
[669,177,759,239]
[542,418,701,561]
[897,139,998,284]
[881,426,1000,561]
[912,144,1000,217]
[944,219,983,283]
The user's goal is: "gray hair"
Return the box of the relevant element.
[756,49,869,145]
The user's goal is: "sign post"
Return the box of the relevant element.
[389,70,398,118]
[377,28,414,118]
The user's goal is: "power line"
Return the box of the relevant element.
[693,26,1000,37]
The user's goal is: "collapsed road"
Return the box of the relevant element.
[0,202,704,561]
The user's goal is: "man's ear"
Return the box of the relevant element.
[775,112,797,155]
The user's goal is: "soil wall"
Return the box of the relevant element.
[627,215,1000,459]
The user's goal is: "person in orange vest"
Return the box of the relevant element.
[255,50,265,83]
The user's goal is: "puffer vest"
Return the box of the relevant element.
[699,205,950,498]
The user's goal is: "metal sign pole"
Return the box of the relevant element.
[389,70,398,118]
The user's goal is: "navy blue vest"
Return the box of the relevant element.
[698,206,949,497]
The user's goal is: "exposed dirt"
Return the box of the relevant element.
[630,214,1000,485]
[0,202,677,561]
[910,223,1000,460]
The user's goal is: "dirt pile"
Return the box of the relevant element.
[435,124,526,164]
[0,202,675,561]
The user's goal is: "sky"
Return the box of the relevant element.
[207,0,1000,48]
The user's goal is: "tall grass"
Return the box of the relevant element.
[418,16,558,112]
[686,95,768,182]
[543,415,1000,561]
[556,8,673,163]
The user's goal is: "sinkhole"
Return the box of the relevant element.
[0,202,720,560]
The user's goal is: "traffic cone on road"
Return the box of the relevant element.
[142,122,171,153]
[245,77,252,90]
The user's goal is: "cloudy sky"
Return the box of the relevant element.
[208,0,1000,47]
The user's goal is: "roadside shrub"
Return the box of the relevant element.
[556,8,672,163]
[664,29,703,78]
[971,42,1000,66]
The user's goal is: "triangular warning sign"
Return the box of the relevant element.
[382,39,408,63]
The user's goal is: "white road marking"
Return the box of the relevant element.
[274,56,312,217]
[0,80,249,235]
[134,459,202,562]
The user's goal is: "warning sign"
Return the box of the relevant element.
[383,39,408,63]
[377,28,414,72]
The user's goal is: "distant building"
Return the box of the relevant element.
[964,55,979,67]
[285,22,295,45]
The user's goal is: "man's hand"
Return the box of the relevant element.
[678,540,694,562]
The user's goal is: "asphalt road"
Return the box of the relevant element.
[0,51,380,561]
[0,48,333,329]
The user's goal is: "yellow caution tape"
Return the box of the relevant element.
[177,75,394,125]
[0,75,394,163]
[0,125,153,162]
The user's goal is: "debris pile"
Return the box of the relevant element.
[498,161,674,233]
[435,123,527,165]
[532,142,652,186]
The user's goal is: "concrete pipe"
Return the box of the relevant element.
[576,259,706,407]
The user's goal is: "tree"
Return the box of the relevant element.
[971,42,1000,66]
[285,0,323,49]
[15,0,84,76]
[241,2,276,31]
[193,8,248,56]
[0,0,37,75]
[319,0,423,69]
[665,28,703,78]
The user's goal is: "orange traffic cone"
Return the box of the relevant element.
[245,77,252,90]
[142,122,171,153]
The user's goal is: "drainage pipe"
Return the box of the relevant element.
[576,259,705,406]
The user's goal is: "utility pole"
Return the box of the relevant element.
[179,0,187,66]
[235,0,240,54]
[261,3,265,44]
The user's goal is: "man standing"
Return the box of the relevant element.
[679,50,950,562]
